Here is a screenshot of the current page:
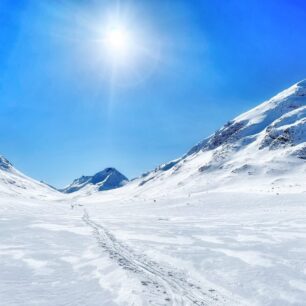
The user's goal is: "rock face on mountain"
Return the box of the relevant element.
[136,80,306,193]
[61,168,128,193]
[0,156,13,171]
[188,79,306,156]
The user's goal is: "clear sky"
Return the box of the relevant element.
[1,0,306,188]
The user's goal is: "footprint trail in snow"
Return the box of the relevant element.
[83,209,241,306]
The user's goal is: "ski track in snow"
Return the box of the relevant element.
[83,209,240,306]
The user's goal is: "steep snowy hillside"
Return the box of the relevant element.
[61,168,128,193]
[0,155,60,199]
[133,80,306,194]
[1,81,306,306]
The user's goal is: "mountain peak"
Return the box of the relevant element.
[296,79,306,87]
[186,80,306,156]
[137,80,306,190]
[0,156,13,171]
[295,79,306,96]
[62,167,128,193]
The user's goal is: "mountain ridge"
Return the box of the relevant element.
[1,80,305,197]
[133,80,306,194]
[0,154,60,199]
[61,167,128,193]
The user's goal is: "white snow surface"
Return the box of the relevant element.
[1,190,306,306]
[1,80,306,305]
[129,80,306,196]
[0,156,60,199]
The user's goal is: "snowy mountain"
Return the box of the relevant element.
[54,80,306,199]
[68,80,306,305]
[1,81,306,306]
[61,167,128,193]
[0,155,60,199]
[133,80,306,194]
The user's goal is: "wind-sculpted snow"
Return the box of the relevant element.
[2,191,306,305]
[79,192,306,305]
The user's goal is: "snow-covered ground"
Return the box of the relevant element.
[1,80,306,305]
[1,189,306,306]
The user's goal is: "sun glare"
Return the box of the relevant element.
[93,12,161,86]
[106,28,129,50]
[104,26,132,60]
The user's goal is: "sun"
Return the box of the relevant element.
[106,28,129,50]
[104,26,132,59]
[93,15,161,86]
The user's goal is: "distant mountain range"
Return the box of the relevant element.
[0,155,128,197]
[60,168,128,193]
[1,79,305,197]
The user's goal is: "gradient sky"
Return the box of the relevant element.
[1,0,306,187]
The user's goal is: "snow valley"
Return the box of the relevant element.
[1,80,306,305]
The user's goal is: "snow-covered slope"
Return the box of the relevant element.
[0,155,60,199]
[1,81,306,306]
[61,168,128,193]
[131,80,306,195]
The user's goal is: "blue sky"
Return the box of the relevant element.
[1,0,306,187]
